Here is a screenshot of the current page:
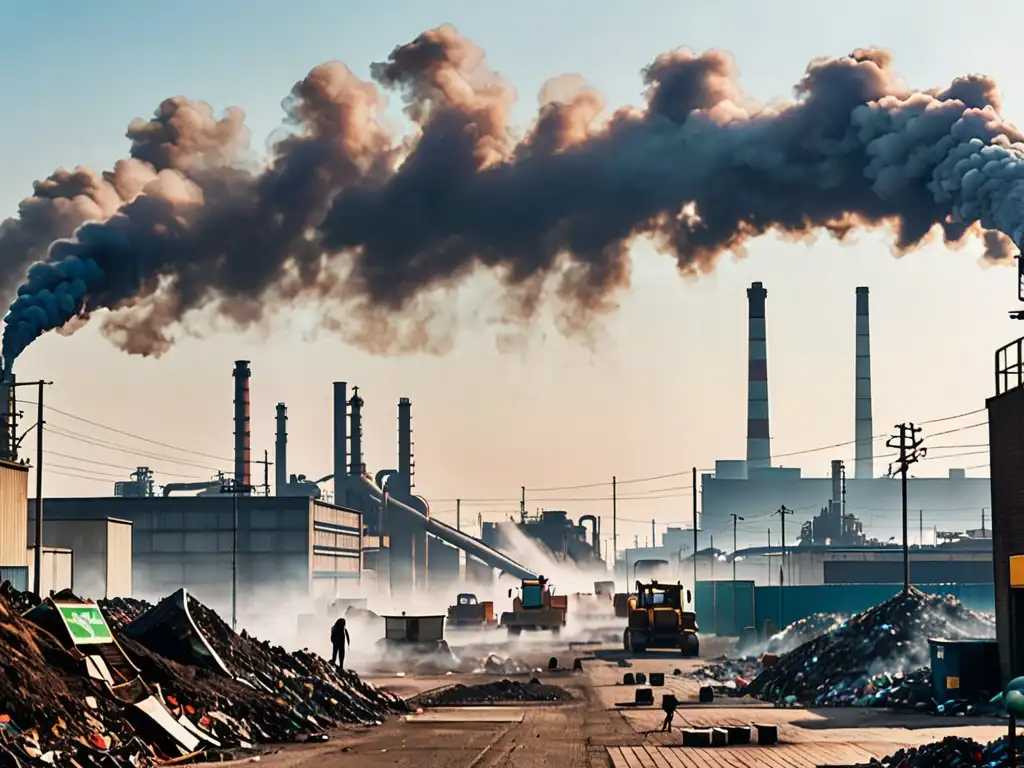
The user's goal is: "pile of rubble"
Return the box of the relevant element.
[764,613,849,655]
[746,588,994,710]
[855,734,1018,768]
[0,586,408,766]
[414,679,572,707]
[684,658,762,693]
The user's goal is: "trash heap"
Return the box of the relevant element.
[414,679,572,707]
[746,588,994,709]
[764,613,849,655]
[685,658,763,692]
[97,597,152,633]
[0,587,409,766]
[854,734,1019,768]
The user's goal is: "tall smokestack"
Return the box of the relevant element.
[855,287,873,479]
[0,371,16,461]
[333,382,347,501]
[232,360,251,493]
[349,387,364,476]
[746,282,771,470]
[275,403,287,495]
[830,459,842,504]
[398,397,413,491]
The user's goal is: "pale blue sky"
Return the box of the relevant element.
[0,0,1016,545]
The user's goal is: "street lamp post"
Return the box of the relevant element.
[731,513,744,637]
[221,479,250,631]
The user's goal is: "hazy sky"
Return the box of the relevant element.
[0,0,1013,547]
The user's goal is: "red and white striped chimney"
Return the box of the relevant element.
[746,282,771,470]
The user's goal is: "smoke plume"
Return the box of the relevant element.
[2,29,1022,363]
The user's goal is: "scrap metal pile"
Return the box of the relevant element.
[764,612,849,655]
[855,735,1018,768]
[746,588,994,710]
[0,586,407,766]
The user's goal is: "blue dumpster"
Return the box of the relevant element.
[928,638,1000,702]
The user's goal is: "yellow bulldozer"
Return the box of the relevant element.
[622,580,699,656]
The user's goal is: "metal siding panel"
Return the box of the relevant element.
[106,520,133,598]
[0,463,29,567]
[0,566,27,590]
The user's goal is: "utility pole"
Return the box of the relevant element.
[919,510,924,547]
[730,514,744,583]
[11,379,53,597]
[612,476,617,587]
[775,505,794,627]
[768,528,772,547]
[691,467,698,590]
[456,498,461,532]
[250,450,272,496]
[886,423,926,592]
[519,486,526,523]
[982,507,988,538]
[221,478,251,631]
[651,519,656,547]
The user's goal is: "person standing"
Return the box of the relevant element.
[331,617,350,669]
[660,694,678,732]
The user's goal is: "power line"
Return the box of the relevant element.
[43,449,204,479]
[43,425,224,472]
[20,399,233,462]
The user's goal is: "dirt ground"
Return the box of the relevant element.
[252,638,1010,768]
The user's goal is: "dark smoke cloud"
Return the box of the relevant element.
[2,26,1021,365]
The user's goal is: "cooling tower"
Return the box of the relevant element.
[855,287,874,479]
[746,282,771,469]
[232,361,251,493]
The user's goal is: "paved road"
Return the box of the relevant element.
[256,644,1008,768]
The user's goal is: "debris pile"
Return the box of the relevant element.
[684,658,762,693]
[0,587,408,766]
[763,613,849,655]
[98,597,152,633]
[414,679,572,707]
[746,588,994,709]
[854,734,1019,768]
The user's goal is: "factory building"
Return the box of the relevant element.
[482,510,605,566]
[700,283,990,549]
[29,495,361,615]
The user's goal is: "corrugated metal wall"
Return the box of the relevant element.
[0,461,29,567]
[106,519,133,598]
[28,547,73,595]
[988,383,1024,682]
[0,566,28,591]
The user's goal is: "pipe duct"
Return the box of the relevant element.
[854,287,874,479]
[746,282,771,469]
[232,361,251,493]
[349,387,364,476]
[398,397,413,492]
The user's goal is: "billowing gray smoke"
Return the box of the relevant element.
[1,31,1020,365]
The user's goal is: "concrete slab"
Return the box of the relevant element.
[403,708,527,724]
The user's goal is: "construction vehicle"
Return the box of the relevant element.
[500,575,568,635]
[594,580,615,597]
[446,593,498,629]
[623,580,699,656]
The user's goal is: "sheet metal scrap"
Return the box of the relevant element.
[745,588,994,711]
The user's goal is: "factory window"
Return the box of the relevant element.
[217,531,234,553]
[152,532,184,553]
[184,531,218,553]
[131,511,153,530]
[218,511,234,530]
[154,511,184,530]
[249,531,276,552]
[249,509,278,529]
[185,510,214,529]
[281,531,308,553]
[133,533,153,554]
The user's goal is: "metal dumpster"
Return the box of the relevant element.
[928,638,1000,702]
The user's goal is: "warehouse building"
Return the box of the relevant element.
[29,495,362,618]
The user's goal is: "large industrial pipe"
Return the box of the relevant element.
[356,475,537,581]
[854,287,874,479]
[275,403,287,496]
[579,514,600,549]
[349,387,364,476]
[232,361,251,493]
[746,282,771,470]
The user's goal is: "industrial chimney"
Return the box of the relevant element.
[349,387,364,476]
[854,287,874,479]
[398,397,414,492]
[275,403,287,495]
[746,282,771,470]
[0,372,16,461]
[232,361,251,493]
[333,382,348,502]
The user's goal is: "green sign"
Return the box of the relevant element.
[55,603,113,645]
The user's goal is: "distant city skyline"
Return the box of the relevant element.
[0,0,1015,547]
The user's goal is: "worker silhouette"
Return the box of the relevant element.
[331,618,350,669]
[660,694,678,732]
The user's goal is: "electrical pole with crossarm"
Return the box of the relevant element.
[886,423,926,592]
